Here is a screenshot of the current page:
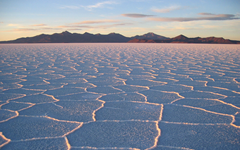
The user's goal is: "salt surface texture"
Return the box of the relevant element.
[0,43,240,150]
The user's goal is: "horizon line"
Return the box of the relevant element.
[1,31,239,42]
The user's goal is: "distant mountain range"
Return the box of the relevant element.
[128,34,240,44]
[0,31,239,44]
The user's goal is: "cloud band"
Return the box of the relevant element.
[121,13,154,18]
[149,13,239,22]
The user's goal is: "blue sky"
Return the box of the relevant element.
[0,0,240,41]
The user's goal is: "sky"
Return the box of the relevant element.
[0,0,240,41]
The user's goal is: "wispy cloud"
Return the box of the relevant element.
[87,1,117,9]
[8,24,20,27]
[121,13,154,18]
[151,5,183,13]
[59,22,132,30]
[95,23,133,29]
[31,24,47,27]
[73,19,119,25]
[10,28,38,32]
[148,13,240,22]
[60,1,117,10]
[60,6,80,9]
[198,13,215,16]
[10,27,60,32]
[58,25,92,28]
[8,20,132,33]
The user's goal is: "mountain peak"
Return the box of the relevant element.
[108,32,121,35]
[173,34,188,40]
[83,32,92,35]
[61,31,71,35]
[144,32,157,36]
[132,32,168,40]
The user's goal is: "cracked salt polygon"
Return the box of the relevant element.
[140,90,182,104]
[67,121,158,149]
[151,84,192,92]
[1,138,68,150]
[20,101,103,122]
[0,116,80,140]
[174,98,240,115]
[12,94,58,104]
[162,104,233,124]
[1,102,32,111]
[96,101,162,121]
[114,85,149,92]
[158,122,240,149]
[87,86,122,94]
[0,109,18,122]
[180,91,226,99]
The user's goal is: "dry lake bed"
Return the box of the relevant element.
[0,43,240,150]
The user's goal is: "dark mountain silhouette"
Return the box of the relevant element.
[128,34,240,44]
[0,31,130,43]
[0,31,239,44]
[171,34,188,40]
[131,32,169,40]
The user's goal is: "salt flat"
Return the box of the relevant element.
[0,43,240,150]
